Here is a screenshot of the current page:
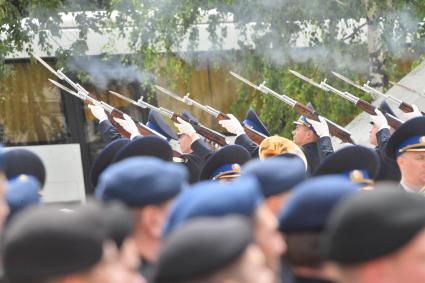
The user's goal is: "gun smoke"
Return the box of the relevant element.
[67,57,154,90]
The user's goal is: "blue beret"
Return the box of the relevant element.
[200,145,251,180]
[90,138,131,187]
[385,116,425,159]
[314,146,380,184]
[162,176,263,237]
[6,175,40,217]
[243,108,271,137]
[96,157,188,207]
[242,157,306,197]
[4,149,46,187]
[112,136,173,163]
[278,175,359,233]
[147,110,178,141]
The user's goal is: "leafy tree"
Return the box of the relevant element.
[1,0,425,137]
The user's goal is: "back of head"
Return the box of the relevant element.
[278,175,359,268]
[242,157,306,198]
[3,205,105,283]
[162,176,263,237]
[322,188,425,265]
[4,149,46,187]
[154,216,253,283]
[259,136,307,167]
[96,156,188,208]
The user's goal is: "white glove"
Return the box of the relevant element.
[114,114,141,139]
[218,114,245,136]
[370,108,389,131]
[88,104,108,122]
[174,117,199,142]
[403,104,422,121]
[174,117,196,136]
[305,116,329,138]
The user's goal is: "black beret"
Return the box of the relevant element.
[3,206,104,282]
[322,189,425,264]
[385,116,425,160]
[77,200,134,249]
[200,145,251,180]
[112,136,173,163]
[147,110,178,140]
[4,149,46,187]
[314,146,380,182]
[154,216,253,283]
[90,138,131,187]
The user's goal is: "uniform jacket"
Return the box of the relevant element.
[235,134,259,158]
[375,128,401,182]
[302,136,334,176]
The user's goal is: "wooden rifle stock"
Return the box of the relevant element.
[169,114,228,146]
[356,99,402,129]
[293,103,355,144]
[399,102,414,113]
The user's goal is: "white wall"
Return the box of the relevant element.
[5,144,86,204]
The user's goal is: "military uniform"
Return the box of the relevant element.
[314,145,380,186]
[95,111,206,183]
[301,137,333,176]
[278,176,359,283]
[96,156,188,280]
[373,128,401,181]
[385,116,425,191]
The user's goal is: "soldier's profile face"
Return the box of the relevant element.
[369,125,378,146]
[254,204,286,275]
[237,244,274,283]
[385,229,425,283]
[178,134,192,153]
[397,151,425,190]
[292,124,311,146]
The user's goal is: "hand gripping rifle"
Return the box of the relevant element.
[154,85,267,145]
[289,70,403,129]
[230,71,355,144]
[48,79,166,139]
[332,72,425,115]
[108,90,228,147]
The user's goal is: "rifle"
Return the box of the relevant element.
[389,81,425,99]
[289,70,403,129]
[48,79,166,140]
[154,85,267,145]
[108,90,228,147]
[230,71,355,144]
[34,54,167,140]
[332,72,425,115]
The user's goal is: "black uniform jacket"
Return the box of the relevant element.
[302,136,334,176]
[375,128,401,182]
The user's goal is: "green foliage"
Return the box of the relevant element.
[2,0,425,137]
